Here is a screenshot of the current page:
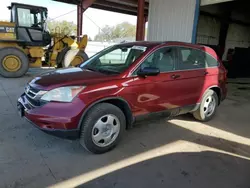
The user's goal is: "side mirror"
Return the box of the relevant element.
[137,67,160,77]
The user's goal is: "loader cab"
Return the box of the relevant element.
[9,3,51,46]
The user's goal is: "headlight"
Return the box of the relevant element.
[41,86,85,102]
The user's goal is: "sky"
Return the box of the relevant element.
[2,0,137,38]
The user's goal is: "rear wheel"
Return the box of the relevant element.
[62,49,88,68]
[80,103,126,154]
[193,89,218,122]
[0,47,29,78]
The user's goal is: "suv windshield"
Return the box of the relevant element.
[80,44,148,74]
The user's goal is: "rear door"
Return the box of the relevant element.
[174,46,207,106]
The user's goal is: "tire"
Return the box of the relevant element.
[80,103,126,154]
[0,47,29,78]
[193,89,218,122]
[56,47,70,68]
[62,49,88,68]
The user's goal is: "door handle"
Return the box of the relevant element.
[204,71,209,75]
[171,74,180,79]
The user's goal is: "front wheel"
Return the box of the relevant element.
[80,103,126,154]
[193,90,218,122]
[0,47,29,78]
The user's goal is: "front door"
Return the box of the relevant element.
[125,46,185,117]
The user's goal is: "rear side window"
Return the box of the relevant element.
[177,47,219,70]
[205,53,219,67]
[181,49,191,61]
[177,47,206,70]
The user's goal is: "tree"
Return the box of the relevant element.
[94,25,113,41]
[47,20,77,35]
[88,36,93,41]
[94,22,136,41]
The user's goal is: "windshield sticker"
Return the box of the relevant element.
[132,46,147,51]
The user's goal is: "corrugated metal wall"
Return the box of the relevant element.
[226,24,250,49]
[147,0,196,42]
[223,23,250,59]
[196,15,220,45]
[196,10,250,60]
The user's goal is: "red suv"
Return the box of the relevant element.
[17,42,227,154]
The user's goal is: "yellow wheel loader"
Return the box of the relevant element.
[0,3,88,78]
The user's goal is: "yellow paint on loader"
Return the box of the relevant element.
[0,22,15,27]
[0,33,16,40]
[29,47,44,58]
[0,22,16,40]
[29,59,42,68]
[78,35,88,50]
[71,55,84,67]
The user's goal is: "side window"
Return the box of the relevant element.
[177,47,206,70]
[205,53,219,67]
[17,8,32,27]
[17,8,42,28]
[134,47,175,74]
[30,12,42,28]
[181,49,191,61]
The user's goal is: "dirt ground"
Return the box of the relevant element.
[0,71,250,188]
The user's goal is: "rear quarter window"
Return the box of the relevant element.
[205,53,219,67]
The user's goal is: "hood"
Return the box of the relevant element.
[29,68,118,90]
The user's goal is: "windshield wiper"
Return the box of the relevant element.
[84,66,97,72]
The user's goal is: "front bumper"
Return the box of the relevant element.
[18,93,85,139]
[25,117,79,139]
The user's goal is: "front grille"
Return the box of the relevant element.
[26,95,41,107]
[25,85,39,98]
[24,85,47,107]
[28,91,36,98]
[29,86,40,93]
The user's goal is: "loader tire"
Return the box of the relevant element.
[0,47,29,78]
[62,49,88,68]
[56,47,70,68]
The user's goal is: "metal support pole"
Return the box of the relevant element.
[77,3,83,37]
[136,0,145,41]
[77,0,95,37]
[142,16,147,40]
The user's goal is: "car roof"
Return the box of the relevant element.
[117,41,207,49]
[116,41,217,58]
[117,41,163,48]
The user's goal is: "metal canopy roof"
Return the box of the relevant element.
[53,0,149,16]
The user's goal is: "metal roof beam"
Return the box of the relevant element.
[91,4,138,15]
[94,0,148,15]
[105,0,149,8]
[52,0,149,15]
[53,0,80,5]
[82,0,96,10]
